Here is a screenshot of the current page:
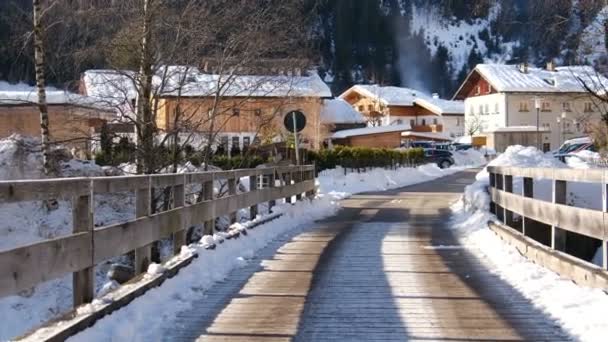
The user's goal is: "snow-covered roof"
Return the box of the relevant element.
[82,67,332,106]
[331,123,411,139]
[401,131,453,141]
[487,126,551,133]
[340,84,464,115]
[456,64,608,98]
[320,99,366,124]
[341,85,421,106]
[413,97,464,115]
[0,81,111,111]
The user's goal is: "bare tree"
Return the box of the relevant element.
[32,0,51,175]
[465,112,483,136]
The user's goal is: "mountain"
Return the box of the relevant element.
[315,0,607,98]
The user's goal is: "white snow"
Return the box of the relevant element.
[474,64,608,94]
[82,67,332,109]
[0,80,110,110]
[486,125,551,133]
[452,145,608,342]
[320,98,366,124]
[331,123,411,139]
[413,96,464,115]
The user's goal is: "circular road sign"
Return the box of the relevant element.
[284,110,306,133]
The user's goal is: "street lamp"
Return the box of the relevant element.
[534,97,542,150]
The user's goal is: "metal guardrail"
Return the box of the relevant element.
[487,165,607,270]
[0,165,316,307]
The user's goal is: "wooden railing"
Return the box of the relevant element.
[487,166,607,270]
[0,165,315,308]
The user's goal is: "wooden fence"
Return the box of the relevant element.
[487,166,607,270]
[0,165,315,308]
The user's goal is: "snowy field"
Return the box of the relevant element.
[0,144,486,341]
[451,145,608,342]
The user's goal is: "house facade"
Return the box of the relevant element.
[453,63,608,151]
[81,67,332,152]
[339,85,465,138]
[0,85,114,155]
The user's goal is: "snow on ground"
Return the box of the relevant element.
[452,145,608,342]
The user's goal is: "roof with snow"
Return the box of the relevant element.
[340,84,464,115]
[453,64,608,99]
[0,81,112,111]
[331,123,411,139]
[320,99,366,124]
[401,131,453,142]
[82,67,332,106]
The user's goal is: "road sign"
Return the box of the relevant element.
[284,110,306,133]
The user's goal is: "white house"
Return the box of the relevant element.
[453,63,608,151]
[339,85,465,138]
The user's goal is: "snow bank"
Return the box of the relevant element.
[317,163,463,199]
[452,149,487,167]
[452,145,608,342]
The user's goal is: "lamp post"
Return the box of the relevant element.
[534,97,542,150]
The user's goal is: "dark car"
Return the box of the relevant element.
[424,149,455,169]
[452,143,473,151]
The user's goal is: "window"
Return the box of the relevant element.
[130,98,136,108]
[243,137,251,149]
[562,102,572,112]
[456,118,461,126]
[584,102,594,112]
[358,105,364,112]
[494,103,499,114]
[207,108,213,118]
[231,136,240,149]
[410,119,415,127]
[421,118,427,125]
[479,105,484,115]
[433,118,438,125]
[484,104,489,114]
[475,85,481,95]
[396,119,403,125]
[542,123,550,129]
[519,102,529,112]
[253,137,261,145]
[368,104,374,111]
[541,101,551,111]
[254,108,262,116]
[232,108,240,116]
[469,106,474,115]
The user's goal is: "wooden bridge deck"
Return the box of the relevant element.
[167,170,571,342]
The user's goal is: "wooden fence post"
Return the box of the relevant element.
[268,168,276,213]
[72,180,94,307]
[306,166,316,199]
[172,177,185,255]
[249,173,258,219]
[135,177,151,275]
[503,175,514,227]
[603,175,608,270]
[296,166,303,201]
[228,172,237,224]
[552,177,567,251]
[203,175,214,235]
[284,170,292,204]
[522,176,534,237]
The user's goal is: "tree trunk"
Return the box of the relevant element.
[33,0,51,175]
[136,0,155,175]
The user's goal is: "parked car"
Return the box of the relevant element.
[424,149,455,169]
[452,143,473,151]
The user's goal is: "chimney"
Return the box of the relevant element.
[546,60,556,71]
[519,63,529,74]
[432,93,440,99]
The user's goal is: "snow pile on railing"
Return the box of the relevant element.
[451,145,608,342]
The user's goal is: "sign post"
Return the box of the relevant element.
[284,110,306,165]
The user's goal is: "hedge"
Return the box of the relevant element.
[307,146,424,172]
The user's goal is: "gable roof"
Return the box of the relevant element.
[453,64,608,99]
[340,85,421,106]
[320,99,366,124]
[340,84,464,115]
[82,66,332,106]
[0,81,113,112]
[331,123,411,139]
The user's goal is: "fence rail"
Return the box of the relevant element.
[487,165,608,270]
[0,165,315,307]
